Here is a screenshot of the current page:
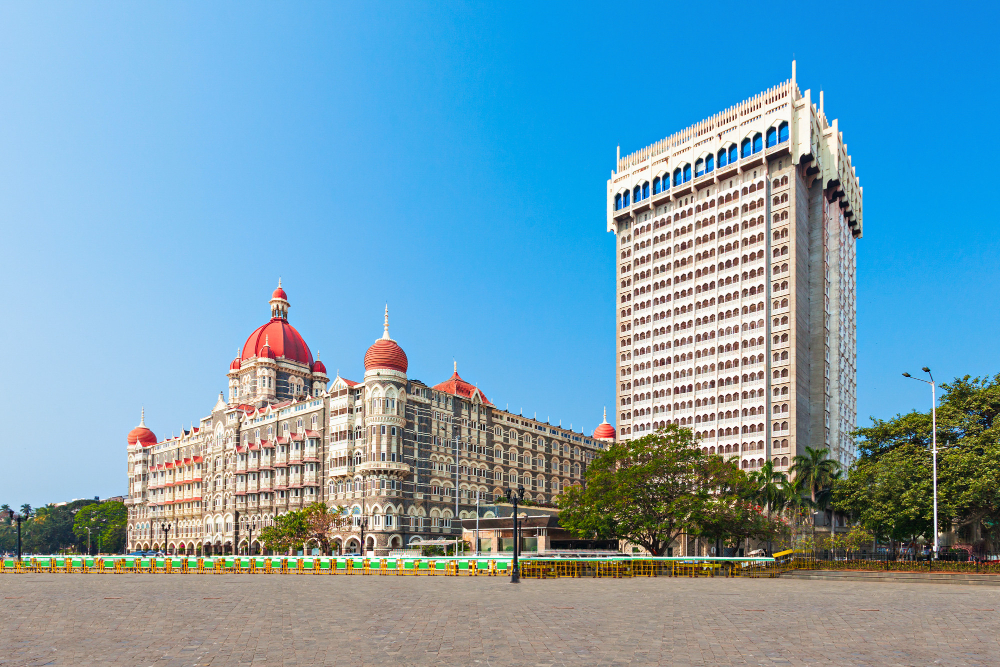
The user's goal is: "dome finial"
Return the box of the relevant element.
[140,407,146,427]
[454,360,457,374]
[603,406,608,423]
[382,304,390,340]
[278,277,282,288]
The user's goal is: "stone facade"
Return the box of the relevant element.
[126,288,614,556]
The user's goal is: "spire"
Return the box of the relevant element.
[454,360,457,374]
[278,277,282,288]
[603,406,608,423]
[139,407,146,427]
[382,304,390,340]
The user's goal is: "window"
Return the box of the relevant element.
[705,153,714,173]
[695,158,705,177]
[729,145,737,164]
[673,168,682,187]
[642,181,649,199]
[741,138,752,158]
[623,190,630,206]
[718,147,728,168]
[615,193,622,210]
[653,176,661,194]
[752,133,762,154]
[766,126,777,147]
[778,121,789,144]
[683,164,691,182]
[633,186,640,203]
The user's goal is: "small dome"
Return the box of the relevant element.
[364,305,407,373]
[272,285,287,301]
[259,335,276,360]
[128,409,157,446]
[364,339,408,373]
[592,408,616,440]
[312,359,328,374]
[229,353,242,371]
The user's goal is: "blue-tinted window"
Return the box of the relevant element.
[718,148,728,168]
[778,121,789,143]
[653,177,661,195]
[741,138,752,158]
[752,133,762,154]
[633,186,640,202]
[615,193,622,210]
[766,127,777,147]
[642,182,649,199]
[706,154,714,172]
[683,164,691,182]
[695,159,705,177]
[623,190,630,207]
[673,168,682,187]
[729,145,738,164]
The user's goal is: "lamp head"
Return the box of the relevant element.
[505,488,512,502]
[922,367,931,374]
[517,484,525,500]
[902,372,911,378]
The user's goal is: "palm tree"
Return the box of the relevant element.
[0,504,10,517]
[790,447,841,549]
[19,504,32,518]
[747,460,788,554]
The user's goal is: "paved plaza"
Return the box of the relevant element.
[2,574,999,666]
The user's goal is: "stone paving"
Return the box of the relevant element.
[2,573,999,666]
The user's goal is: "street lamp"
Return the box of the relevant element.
[86,526,92,557]
[246,517,258,556]
[903,367,938,559]
[505,485,525,584]
[358,515,369,557]
[5,510,23,561]
[160,522,172,555]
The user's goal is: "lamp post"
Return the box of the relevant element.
[160,523,172,555]
[5,511,23,561]
[86,526,92,557]
[903,367,938,559]
[505,485,525,583]
[358,516,369,557]
[246,518,257,556]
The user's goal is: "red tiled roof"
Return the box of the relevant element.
[433,371,492,406]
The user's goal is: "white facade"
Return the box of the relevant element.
[607,66,861,471]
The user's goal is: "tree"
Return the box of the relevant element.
[556,425,742,556]
[73,501,128,554]
[19,504,32,517]
[302,503,349,555]
[790,447,840,544]
[259,503,349,555]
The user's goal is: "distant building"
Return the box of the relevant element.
[126,284,615,556]
[607,63,860,471]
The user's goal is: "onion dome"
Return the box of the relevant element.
[259,335,276,360]
[229,348,242,371]
[127,408,158,446]
[312,354,328,375]
[592,408,616,440]
[433,361,492,406]
[241,283,313,365]
[364,305,408,373]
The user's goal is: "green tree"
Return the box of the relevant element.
[73,501,128,554]
[556,425,742,556]
[260,510,310,554]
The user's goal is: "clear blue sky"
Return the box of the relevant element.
[1,2,997,506]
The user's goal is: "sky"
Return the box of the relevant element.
[1,1,998,507]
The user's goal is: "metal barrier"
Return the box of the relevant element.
[0,555,786,578]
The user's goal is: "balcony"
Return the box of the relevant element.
[355,461,412,475]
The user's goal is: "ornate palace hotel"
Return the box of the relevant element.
[608,64,861,472]
[125,287,615,555]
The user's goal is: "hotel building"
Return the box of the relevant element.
[607,64,861,472]
[125,285,614,556]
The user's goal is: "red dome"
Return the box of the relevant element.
[229,356,242,371]
[364,339,408,373]
[593,423,616,440]
[128,410,157,446]
[242,319,313,366]
[312,359,328,374]
[272,286,288,301]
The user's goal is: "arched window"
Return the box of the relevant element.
[728,145,738,164]
[741,138,752,158]
[673,168,682,187]
[695,158,705,177]
[615,193,622,210]
[642,181,649,199]
[752,133,763,154]
[766,126,777,147]
[623,190,630,207]
[633,186,640,202]
[683,164,691,182]
[705,153,714,173]
[652,177,661,195]
[718,148,728,168]
[778,121,789,143]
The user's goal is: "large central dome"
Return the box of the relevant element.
[239,282,314,366]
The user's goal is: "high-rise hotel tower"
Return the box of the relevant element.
[607,65,861,471]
